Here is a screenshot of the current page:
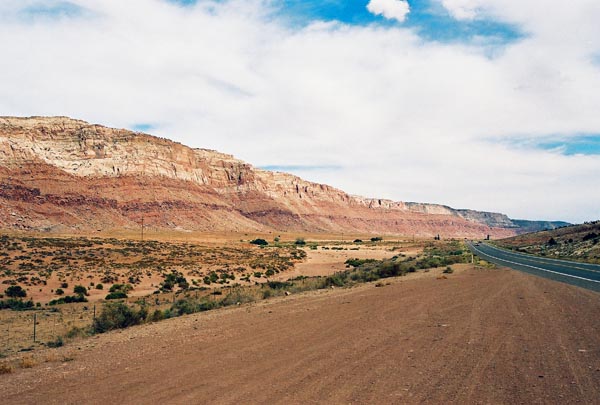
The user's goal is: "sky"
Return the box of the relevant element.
[1,0,599,223]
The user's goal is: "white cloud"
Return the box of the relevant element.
[0,0,599,223]
[440,0,479,20]
[366,0,410,22]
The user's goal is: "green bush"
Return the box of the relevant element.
[92,302,147,333]
[95,283,104,290]
[55,288,64,296]
[295,238,306,246]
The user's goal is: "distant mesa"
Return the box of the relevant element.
[0,116,568,237]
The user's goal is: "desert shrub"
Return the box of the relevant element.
[95,283,104,290]
[171,299,198,316]
[250,238,268,246]
[376,262,404,278]
[345,258,377,268]
[370,237,383,242]
[47,336,64,348]
[150,309,165,322]
[109,283,132,293]
[49,295,87,305]
[295,238,306,246]
[267,280,291,289]
[443,266,454,274]
[220,290,256,306]
[65,326,89,339]
[105,291,128,300]
[354,239,363,243]
[55,288,64,296]
[92,302,147,333]
[60,282,68,288]
[5,285,26,298]
[106,283,132,299]
[73,285,88,296]
[0,298,34,310]
[265,269,275,277]
[170,298,217,316]
[160,271,189,292]
[325,274,347,287]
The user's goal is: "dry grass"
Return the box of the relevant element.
[0,361,13,374]
[19,356,35,369]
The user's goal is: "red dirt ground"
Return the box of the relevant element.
[2,266,600,404]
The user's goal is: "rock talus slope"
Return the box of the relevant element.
[0,116,543,237]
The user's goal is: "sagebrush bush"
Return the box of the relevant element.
[92,302,147,333]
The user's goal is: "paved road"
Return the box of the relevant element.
[468,242,600,292]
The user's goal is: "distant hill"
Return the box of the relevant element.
[509,219,572,234]
[0,116,567,238]
[496,221,600,264]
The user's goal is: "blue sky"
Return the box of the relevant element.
[165,0,523,44]
[2,0,600,222]
[15,1,86,20]
[536,135,600,156]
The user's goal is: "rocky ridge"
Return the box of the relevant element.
[0,117,565,237]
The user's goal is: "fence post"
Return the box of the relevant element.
[33,313,37,343]
[93,304,96,321]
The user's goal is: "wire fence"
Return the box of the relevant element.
[0,290,220,355]
[0,305,95,354]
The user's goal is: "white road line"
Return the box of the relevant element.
[481,243,600,274]
[470,244,600,284]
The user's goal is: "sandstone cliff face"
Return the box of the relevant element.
[0,116,549,237]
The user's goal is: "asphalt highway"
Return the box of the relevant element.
[468,242,600,292]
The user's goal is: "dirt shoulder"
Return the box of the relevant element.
[2,266,599,404]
